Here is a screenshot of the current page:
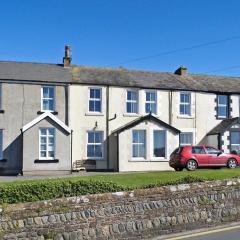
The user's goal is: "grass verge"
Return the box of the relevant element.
[0,168,240,204]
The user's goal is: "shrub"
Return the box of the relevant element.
[0,179,125,204]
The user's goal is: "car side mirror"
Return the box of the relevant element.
[217,151,223,156]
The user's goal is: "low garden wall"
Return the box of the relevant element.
[1,179,240,239]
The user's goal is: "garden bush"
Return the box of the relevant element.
[0,179,125,204]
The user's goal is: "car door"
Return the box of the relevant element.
[191,146,209,166]
[205,146,226,166]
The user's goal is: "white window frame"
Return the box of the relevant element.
[41,86,55,112]
[145,90,157,115]
[179,91,191,116]
[0,129,3,160]
[180,132,193,146]
[217,95,229,118]
[87,131,104,159]
[126,89,139,114]
[88,87,102,113]
[132,130,146,160]
[151,129,167,160]
[39,128,55,160]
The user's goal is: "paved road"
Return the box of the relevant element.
[166,225,240,240]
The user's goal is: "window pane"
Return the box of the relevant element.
[89,100,94,111]
[218,95,227,105]
[180,104,185,115]
[40,137,46,144]
[95,132,102,143]
[132,131,138,143]
[48,128,55,136]
[40,151,46,157]
[43,87,49,98]
[48,151,54,158]
[48,100,54,111]
[132,102,137,113]
[40,129,47,135]
[218,106,227,117]
[87,145,95,157]
[127,91,132,100]
[146,92,150,101]
[48,88,54,98]
[88,132,94,143]
[95,101,101,112]
[95,89,101,99]
[145,103,151,113]
[231,132,240,144]
[132,145,138,158]
[90,89,95,98]
[42,100,49,110]
[40,145,46,151]
[139,145,145,158]
[180,133,193,145]
[95,145,102,157]
[154,131,166,157]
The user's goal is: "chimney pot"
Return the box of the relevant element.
[175,66,187,75]
[63,45,71,67]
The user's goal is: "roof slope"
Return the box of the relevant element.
[0,61,71,83]
[112,114,180,134]
[207,117,239,135]
[22,112,71,133]
[71,66,240,93]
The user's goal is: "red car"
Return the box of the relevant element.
[169,145,240,171]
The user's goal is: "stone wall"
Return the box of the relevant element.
[1,179,240,239]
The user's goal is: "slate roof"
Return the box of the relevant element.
[207,117,239,135]
[112,114,181,134]
[1,61,240,93]
[71,66,240,93]
[0,61,71,83]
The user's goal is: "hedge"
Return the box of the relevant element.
[0,179,125,204]
[0,175,206,204]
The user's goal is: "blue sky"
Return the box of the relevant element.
[0,0,240,76]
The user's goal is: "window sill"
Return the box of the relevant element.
[129,159,169,162]
[85,112,104,116]
[34,159,59,163]
[177,115,195,119]
[86,157,104,160]
[216,117,229,120]
[37,111,58,115]
[123,113,140,117]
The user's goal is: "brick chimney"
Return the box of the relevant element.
[174,66,187,76]
[63,45,71,67]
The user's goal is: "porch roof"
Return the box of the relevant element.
[207,117,239,135]
[112,114,181,134]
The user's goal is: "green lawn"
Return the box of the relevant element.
[1,168,240,188]
[1,168,240,204]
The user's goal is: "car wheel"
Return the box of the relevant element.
[227,158,237,169]
[186,159,197,171]
[174,167,183,172]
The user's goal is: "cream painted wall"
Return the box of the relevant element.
[69,84,240,171]
[69,85,107,169]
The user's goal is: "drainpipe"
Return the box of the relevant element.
[70,130,73,173]
[117,133,119,171]
[106,85,110,170]
[194,92,197,145]
[169,90,173,125]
